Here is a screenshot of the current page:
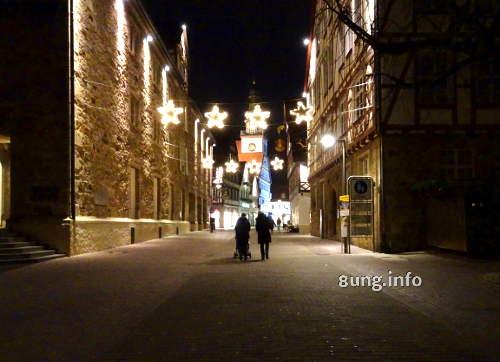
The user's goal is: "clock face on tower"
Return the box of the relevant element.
[241,137,263,153]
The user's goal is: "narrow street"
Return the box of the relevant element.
[1,231,499,361]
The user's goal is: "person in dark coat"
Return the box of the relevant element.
[256,211,272,260]
[234,213,251,261]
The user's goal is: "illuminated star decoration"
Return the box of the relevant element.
[158,100,183,125]
[247,159,262,175]
[201,156,214,169]
[245,104,270,130]
[289,101,313,125]
[225,158,239,174]
[204,105,228,129]
[270,156,284,171]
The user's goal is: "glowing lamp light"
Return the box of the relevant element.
[146,34,153,43]
[290,101,313,125]
[245,104,270,131]
[205,105,228,129]
[303,38,310,46]
[158,100,183,125]
[270,156,284,171]
[247,159,261,175]
[320,134,336,148]
[164,65,170,72]
[202,156,214,169]
[181,24,187,30]
[225,158,239,174]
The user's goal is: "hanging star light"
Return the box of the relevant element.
[245,104,270,130]
[225,158,239,174]
[158,100,183,125]
[204,105,227,129]
[247,159,262,175]
[270,156,284,171]
[201,156,214,169]
[289,101,313,125]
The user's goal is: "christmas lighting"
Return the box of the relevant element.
[245,104,270,131]
[225,158,239,174]
[202,156,214,169]
[271,156,284,171]
[213,166,224,185]
[204,105,227,129]
[158,100,183,125]
[290,101,313,125]
[246,159,261,175]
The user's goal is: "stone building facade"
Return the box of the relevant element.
[306,0,500,254]
[0,0,213,255]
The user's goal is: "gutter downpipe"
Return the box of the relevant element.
[374,0,385,253]
[67,0,76,253]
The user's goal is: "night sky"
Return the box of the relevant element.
[142,0,312,191]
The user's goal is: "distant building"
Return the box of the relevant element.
[287,120,311,233]
[211,164,243,229]
[0,0,213,255]
[306,0,500,254]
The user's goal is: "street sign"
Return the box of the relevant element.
[348,176,374,237]
[339,195,349,202]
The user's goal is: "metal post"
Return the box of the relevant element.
[340,140,350,253]
[341,140,346,195]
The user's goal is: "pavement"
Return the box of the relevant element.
[0,230,499,361]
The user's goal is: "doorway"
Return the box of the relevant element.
[329,189,338,238]
[0,135,11,228]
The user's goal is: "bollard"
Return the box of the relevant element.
[131,227,135,244]
[159,226,162,239]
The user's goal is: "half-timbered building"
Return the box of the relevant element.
[307,0,500,254]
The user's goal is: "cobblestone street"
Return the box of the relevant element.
[1,231,499,361]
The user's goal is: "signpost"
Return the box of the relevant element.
[348,176,374,253]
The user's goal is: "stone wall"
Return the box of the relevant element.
[72,218,190,255]
[71,0,210,254]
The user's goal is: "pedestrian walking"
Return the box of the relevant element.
[234,213,251,261]
[276,217,282,231]
[209,217,215,233]
[256,211,272,260]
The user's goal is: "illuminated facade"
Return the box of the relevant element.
[211,158,259,228]
[0,0,213,255]
[307,0,500,254]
